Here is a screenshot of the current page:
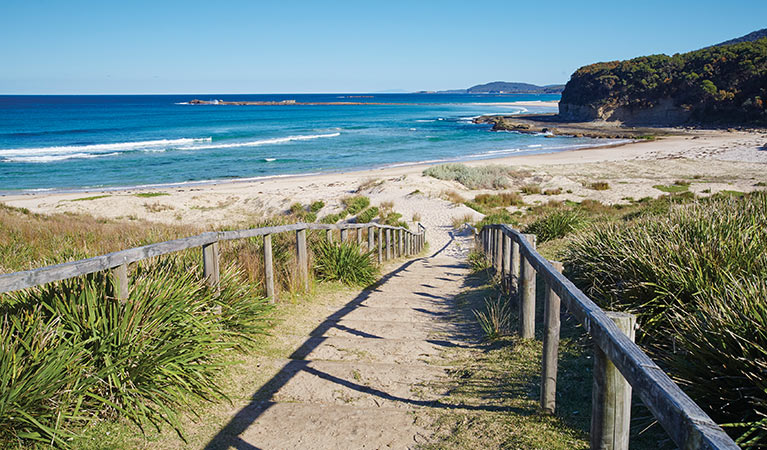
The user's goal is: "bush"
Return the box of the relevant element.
[313,241,379,286]
[473,192,523,208]
[0,256,272,445]
[523,209,588,243]
[309,201,325,213]
[423,164,529,190]
[544,188,563,196]
[589,181,610,191]
[467,250,490,273]
[520,184,542,194]
[564,192,767,445]
[356,206,379,223]
[342,196,370,215]
[320,213,343,224]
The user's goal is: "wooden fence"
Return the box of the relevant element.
[476,224,739,450]
[0,222,426,301]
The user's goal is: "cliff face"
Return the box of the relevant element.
[558,37,767,125]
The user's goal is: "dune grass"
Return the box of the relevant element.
[564,191,767,447]
[424,163,529,190]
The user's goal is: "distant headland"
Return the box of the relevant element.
[186,99,408,106]
[418,81,565,95]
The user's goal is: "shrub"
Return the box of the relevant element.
[320,213,343,224]
[312,240,379,286]
[473,192,523,208]
[476,211,518,230]
[523,210,588,243]
[544,188,562,196]
[342,196,370,215]
[356,207,379,223]
[564,192,767,445]
[520,184,542,195]
[589,181,610,191]
[290,202,305,215]
[423,164,529,190]
[442,190,466,204]
[467,250,490,273]
[309,201,325,213]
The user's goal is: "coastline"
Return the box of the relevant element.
[2,127,766,254]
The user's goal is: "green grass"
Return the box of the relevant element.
[564,191,767,446]
[356,206,379,223]
[133,192,169,198]
[523,209,588,243]
[653,183,689,193]
[341,196,370,215]
[68,195,110,202]
[520,184,542,195]
[588,182,610,191]
[312,240,379,286]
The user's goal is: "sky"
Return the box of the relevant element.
[1,0,765,94]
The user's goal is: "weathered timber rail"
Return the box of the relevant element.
[0,222,426,300]
[477,224,738,450]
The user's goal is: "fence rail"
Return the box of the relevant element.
[477,224,738,450]
[0,222,425,300]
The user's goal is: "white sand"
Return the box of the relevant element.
[3,128,766,253]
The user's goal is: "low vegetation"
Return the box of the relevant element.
[588,181,610,191]
[313,241,379,286]
[424,163,529,189]
[0,201,402,447]
[523,209,588,243]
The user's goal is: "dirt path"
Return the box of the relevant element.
[202,229,479,449]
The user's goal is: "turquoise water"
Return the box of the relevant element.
[0,94,607,193]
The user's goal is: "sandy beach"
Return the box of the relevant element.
[4,127,766,251]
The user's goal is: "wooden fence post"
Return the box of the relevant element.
[326,229,333,242]
[541,261,564,414]
[494,228,502,273]
[386,229,392,260]
[378,228,383,263]
[511,239,521,293]
[264,234,275,302]
[202,241,220,287]
[340,228,347,242]
[398,229,404,257]
[368,226,375,251]
[519,234,537,339]
[113,263,129,302]
[502,233,511,290]
[591,312,636,450]
[296,229,308,291]
[357,227,362,245]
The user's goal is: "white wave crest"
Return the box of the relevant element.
[182,133,340,150]
[5,152,122,163]
[0,137,212,158]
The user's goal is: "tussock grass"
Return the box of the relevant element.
[424,163,529,190]
[473,295,512,340]
[442,190,466,204]
[523,209,588,243]
[312,241,379,286]
[520,184,542,195]
[588,181,610,191]
[473,192,523,208]
[133,192,169,198]
[356,206,379,223]
[564,191,767,446]
[341,196,370,215]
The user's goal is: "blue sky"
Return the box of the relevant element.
[1,0,764,94]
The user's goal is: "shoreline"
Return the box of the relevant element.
[3,127,766,245]
[0,136,633,197]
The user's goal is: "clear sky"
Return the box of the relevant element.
[1,0,764,94]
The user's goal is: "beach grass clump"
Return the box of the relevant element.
[442,190,466,204]
[473,192,523,208]
[356,206,379,223]
[319,213,344,224]
[68,195,111,202]
[467,250,490,273]
[523,209,588,243]
[312,240,379,286]
[520,184,542,195]
[0,255,273,444]
[563,191,767,445]
[473,295,513,340]
[544,188,563,196]
[134,192,170,198]
[309,200,325,213]
[342,196,370,215]
[423,163,528,190]
[588,181,610,191]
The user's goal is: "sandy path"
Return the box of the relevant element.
[202,228,479,449]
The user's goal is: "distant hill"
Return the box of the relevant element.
[559,32,767,125]
[709,28,767,48]
[421,81,564,95]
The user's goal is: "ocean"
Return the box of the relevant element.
[0,94,613,193]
